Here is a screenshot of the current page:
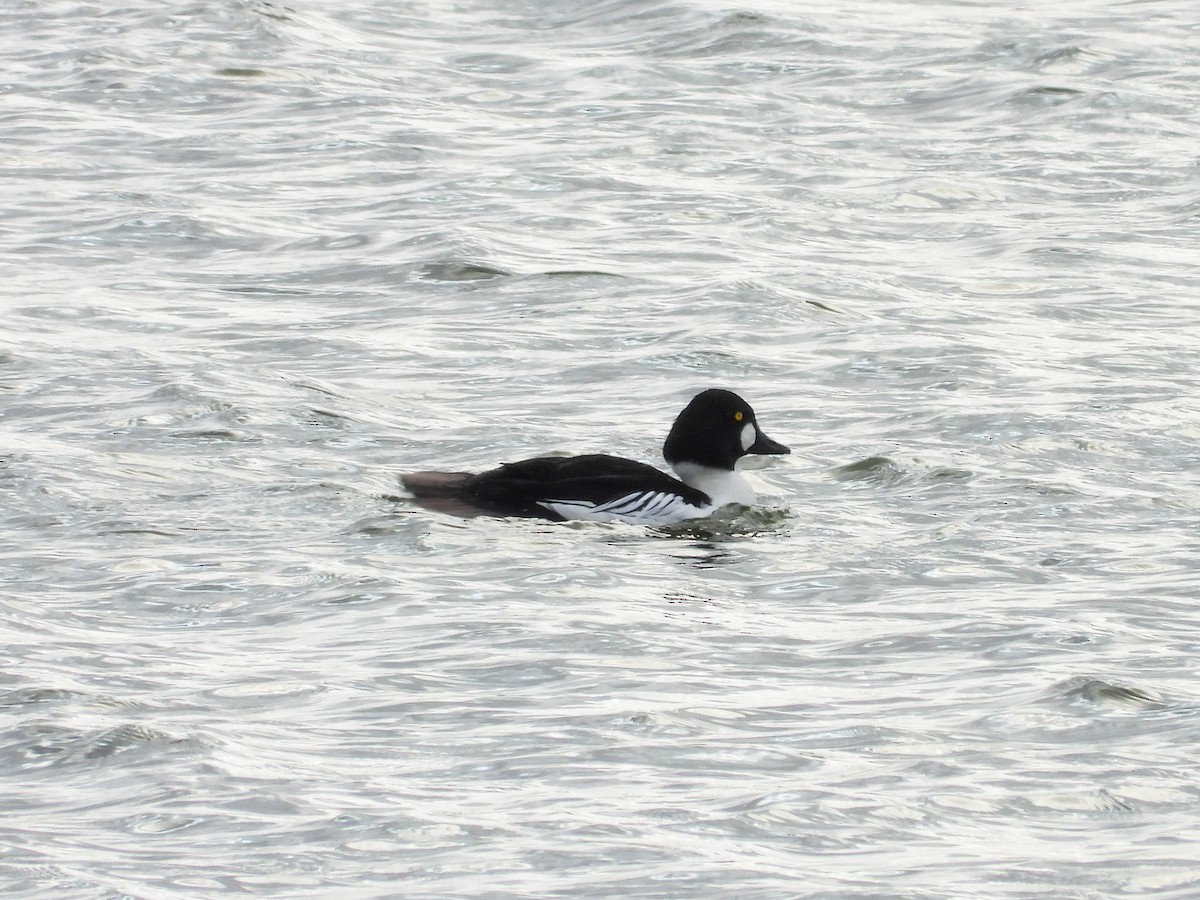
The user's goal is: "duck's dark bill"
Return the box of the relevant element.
[749,431,790,455]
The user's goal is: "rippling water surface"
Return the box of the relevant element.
[4,0,1200,896]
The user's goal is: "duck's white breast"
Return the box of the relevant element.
[670,462,756,507]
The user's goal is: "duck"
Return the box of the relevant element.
[401,388,788,525]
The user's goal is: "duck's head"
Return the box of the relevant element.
[662,388,789,471]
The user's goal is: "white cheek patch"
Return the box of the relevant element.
[740,422,756,451]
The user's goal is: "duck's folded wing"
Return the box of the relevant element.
[467,455,711,523]
[539,490,711,524]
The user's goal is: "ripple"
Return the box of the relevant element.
[5,0,1200,895]
[830,455,906,484]
[2,722,194,773]
[416,260,513,281]
[1053,677,1164,711]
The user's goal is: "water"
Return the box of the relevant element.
[3,0,1200,895]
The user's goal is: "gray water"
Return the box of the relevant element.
[3,0,1200,896]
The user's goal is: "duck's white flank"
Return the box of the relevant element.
[539,491,713,525]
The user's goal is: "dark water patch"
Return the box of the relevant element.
[1029,46,1088,71]
[253,2,294,22]
[295,407,354,429]
[926,466,975,482]
[286,377,346,399]
[539,269,623,279]
[219,284,314,298]
[830,456,906,485]
[974,676,1190,748]
[1012,85,1089,106]
[1018,788,1137,817]
[1053,677,1164,711]
[1013,479,1086,499]
[418,261,512,282]
[804,298,841,314]
[78,724,185,762]
[2,722,194,773]
[0,688,92,710]
[92,519,182,537]
[169,428,255,443]
[213,68,271,78]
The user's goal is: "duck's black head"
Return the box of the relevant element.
[662,388,789,471]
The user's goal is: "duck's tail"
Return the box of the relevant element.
[400,471,474,497]
[400,471,492,518]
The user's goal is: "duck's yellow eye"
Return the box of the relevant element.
[734,411,744,422]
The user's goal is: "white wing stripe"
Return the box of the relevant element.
[538,491,711,524]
